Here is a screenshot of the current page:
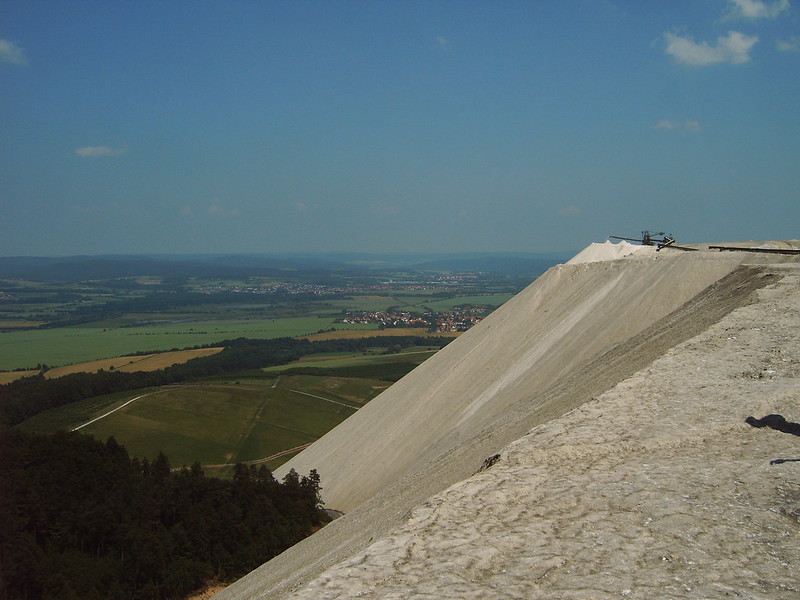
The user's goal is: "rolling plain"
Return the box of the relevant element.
[2,253,550,472]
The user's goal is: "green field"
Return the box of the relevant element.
[418,293,515,311]
[396,293,515,314]
[324,295,402,312]
[18,374,389,473]
[0,317,378,371]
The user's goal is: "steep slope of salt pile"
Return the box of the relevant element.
[215,243,799,600]
[274,249,756,512]
[279,266,800,599]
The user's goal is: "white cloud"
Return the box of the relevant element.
[655,119,680,130]
[664,31,758,66]
[75,145,127,157]
[655,119,700,131]
[0,39,28,65]
[725,0,790,19]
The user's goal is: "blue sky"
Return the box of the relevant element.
[1,0,798,256]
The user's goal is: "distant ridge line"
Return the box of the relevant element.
[709,245,800,255]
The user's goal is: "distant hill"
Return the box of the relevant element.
[0,255,344,282]
[411,255,569,275]
[0,252,573,282]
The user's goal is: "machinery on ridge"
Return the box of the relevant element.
[609,231,697,251]
[609,230,674,247]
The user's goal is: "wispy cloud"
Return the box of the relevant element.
[559,205,583,217]
[208,203,241,218]
[435,35,453,54]
[664,31,758,66]
[725,0,790,19]
[180,202,241,217]
[776,36,800,51]
[369,201,400,214]
[655,119,700,132]
[0,39,28,66]
[75,145,127,158]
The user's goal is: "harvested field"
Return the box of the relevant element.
[43,347,224,379]
[0,320,45,329]
[0,370,38,384]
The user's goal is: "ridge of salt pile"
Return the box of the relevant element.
[566,240,655,264]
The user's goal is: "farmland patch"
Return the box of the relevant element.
[0,317,363,370]
[24,375,386,473]
[43,347,225,378]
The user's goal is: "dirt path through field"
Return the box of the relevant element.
[202,443,314,471]
[70,389,169,431]
[226,387,272,466]
[286,389,360,410]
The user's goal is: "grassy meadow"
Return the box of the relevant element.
[417,293,515,311]
[19,374,389,473]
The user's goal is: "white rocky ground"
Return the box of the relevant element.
[288,266,799,599]
[215,243,799,600]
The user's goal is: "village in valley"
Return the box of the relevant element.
[188,275,508,333]
[192,279,499,333]
[338,306,488,333]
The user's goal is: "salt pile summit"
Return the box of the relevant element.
[215,240,800,600]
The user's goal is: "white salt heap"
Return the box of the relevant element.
[566,240,656,264]
[214,242,800,600]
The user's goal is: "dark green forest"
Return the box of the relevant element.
[0,429,326,600]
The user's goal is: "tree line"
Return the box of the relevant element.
[0,429,327,600]
[41,290,348,328]
[0,336,452,428]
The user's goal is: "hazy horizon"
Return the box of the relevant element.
[0,249,575,259]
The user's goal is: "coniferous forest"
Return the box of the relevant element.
[0,335,453,600]
[0,429,327,600]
